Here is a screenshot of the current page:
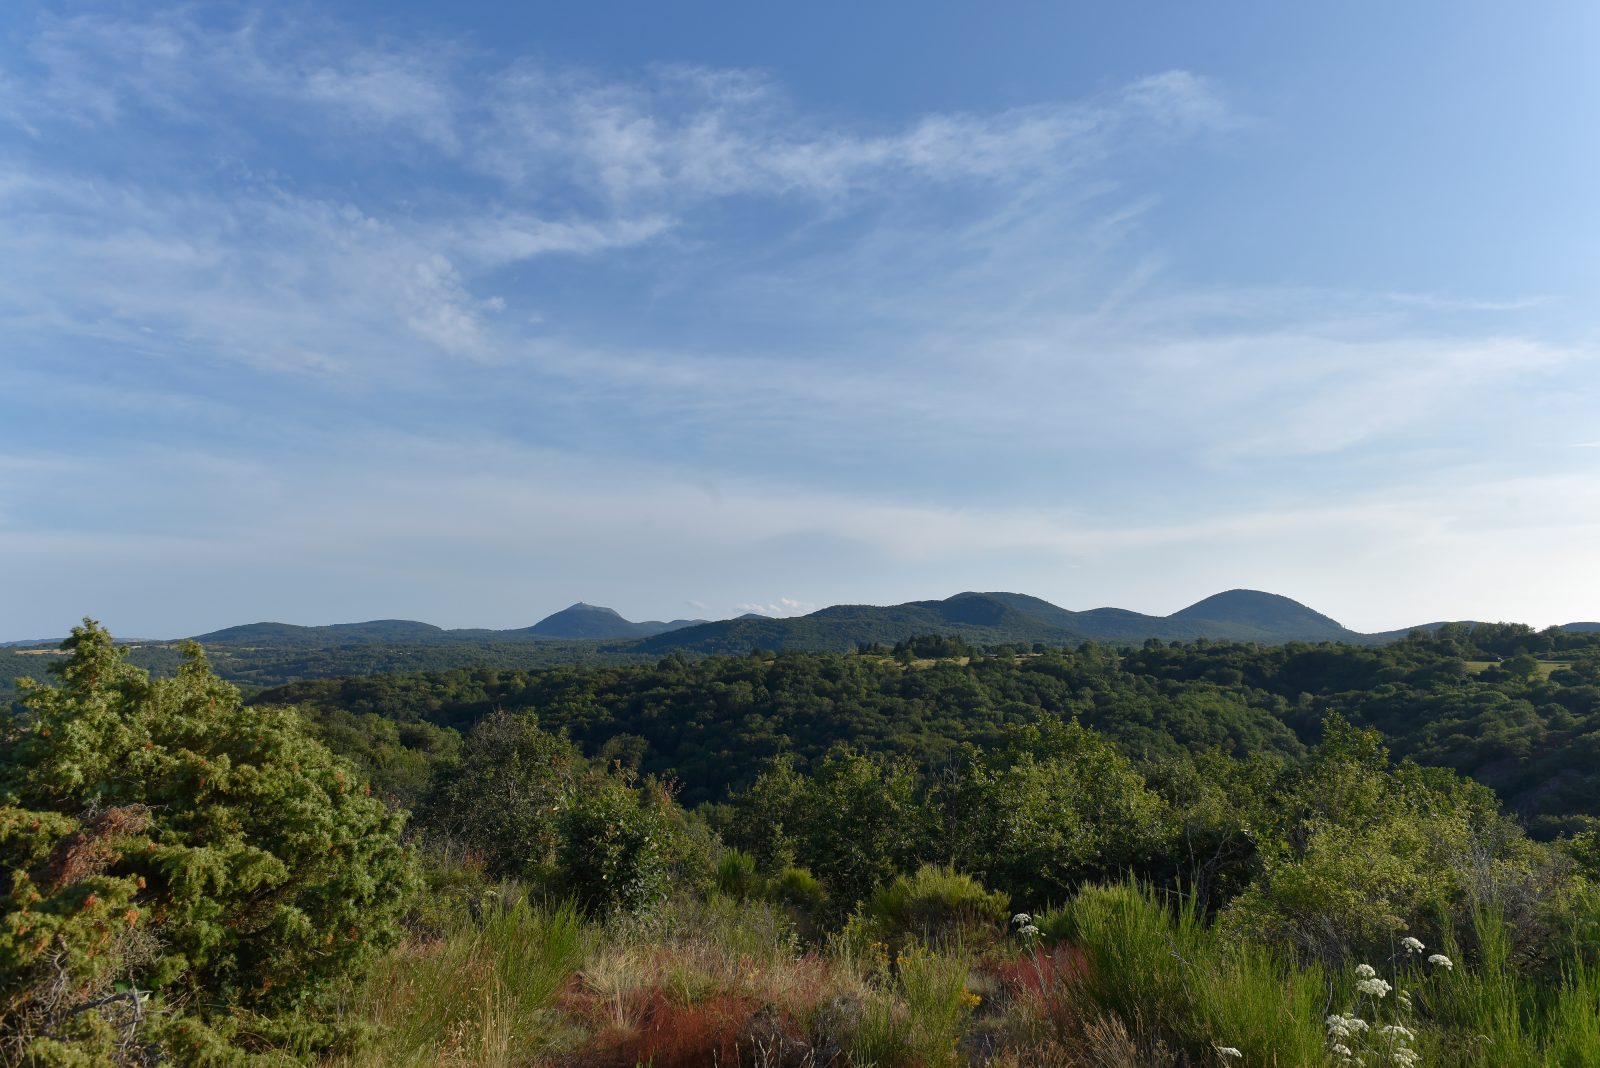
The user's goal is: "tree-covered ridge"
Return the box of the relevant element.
[0,637,657,702]
[256,626,1600,834]
[7,593,1597,699]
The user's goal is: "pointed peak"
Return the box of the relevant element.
[565,602,623,617]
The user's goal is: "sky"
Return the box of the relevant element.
[2,1,1598,639]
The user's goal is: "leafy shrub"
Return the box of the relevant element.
[773,865,829,919]
[419,710,580,885]
[421,712,711,918]
[556,777,677,916]
[1221,715,1572,966]
[0,621,416,1065]
[868,864,1009,948]
[714,847,761,900]
[938,719,1176,903]
[727,748,927,910]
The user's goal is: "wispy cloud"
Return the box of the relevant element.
[479,64,1230,206]
[1384,291,1553,313]
[0,8,1230,385]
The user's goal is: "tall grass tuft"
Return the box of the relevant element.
[850,945,978,1068]
[1543,957,1600,1067]
[331,895,588,1068]
[1421,903,1600,1067]
[1058,880,1326,1065]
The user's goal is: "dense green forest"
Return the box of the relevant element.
[256,625,1600,836]
[5,623,1599,1066]
[0,638,655,702]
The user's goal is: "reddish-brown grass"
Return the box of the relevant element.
[592,989,764,1067]
[560,944,845,1066]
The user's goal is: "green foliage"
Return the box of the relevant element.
[939,720,1173,905]
[1414,905,1600,1066]
[867,865,1009,948]
[1059,881,1329,1065]
[1221,715,1574,965]
[224,628,1600,843]
[254,644,1313,808]
[849,945,978,1068]
[416,710,711,917]
[419,710,581,886]
[555,777,677,916]
[0,621,416,1065]
[713,848,760,900]
[723,748,927,909]
[301,710,459,810]
[331,896,588,1068]
[771,865,829,915]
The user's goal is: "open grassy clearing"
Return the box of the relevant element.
[1463,659,1570,678]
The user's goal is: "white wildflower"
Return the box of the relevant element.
[1356,977,1392,997]
[1392,1050,1419,1067]
[1216,1048,1243,1060]
[1400,936,1424,954]
[1330,1043,1353,1056]
[1011,912,1032,926]
[1355,963,1378,979]
[1428,953,1454,970]
[1018,924,1041,939]
[1380,1024,1416,1041]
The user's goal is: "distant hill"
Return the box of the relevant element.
[189,606,704,647]
[637,593,1081,655]
[517,603,704,640]
[170,590,1576,662]
[193,619,463,647]
[1168,589,1354,642]
[635,589,1365,655]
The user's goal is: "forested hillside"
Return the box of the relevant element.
[259,625,1600,835]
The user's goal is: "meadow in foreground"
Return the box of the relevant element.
[331,871,1600,1068]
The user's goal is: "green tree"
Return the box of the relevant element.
[937,720,1172,905]
[419,710,582,884]
[1,621,415,1064]
[1221,714,1565,964]
[727,748,928,908]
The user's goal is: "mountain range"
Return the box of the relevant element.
[10,591,1594,661]
[173,589,1587,653]
[7,590,1596,695]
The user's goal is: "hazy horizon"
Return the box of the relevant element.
[3,1,1596,640]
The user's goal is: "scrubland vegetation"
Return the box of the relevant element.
[5,622,1600,1065]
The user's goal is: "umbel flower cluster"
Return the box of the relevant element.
[1325,935,1453,1066]
[1010,911,1042,941]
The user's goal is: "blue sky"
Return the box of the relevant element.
[2,1,1597,638]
